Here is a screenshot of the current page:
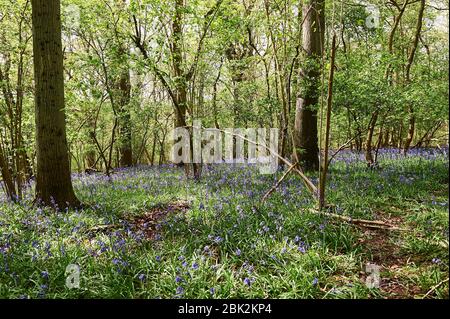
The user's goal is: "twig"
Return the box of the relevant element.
[422,278,449,299]
[262,163,297,202]
[327,134,361,166]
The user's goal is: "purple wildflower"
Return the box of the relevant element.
[41,271,49,280]
[176,286,184,295]
[432,258,441,264]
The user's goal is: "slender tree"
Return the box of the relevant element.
[117,50,133,167]
[31,0,79,207]
[117,0,133,167]
[403,0,426,154]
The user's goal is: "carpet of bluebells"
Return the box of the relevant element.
[0,148,448,299]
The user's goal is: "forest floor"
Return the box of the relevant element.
[0,148,448,299]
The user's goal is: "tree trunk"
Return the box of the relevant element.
[403,0,426,155]
[118,66,133,167]
[172,0,203,180]
[31,0,79,208]
[0,145,17,200]
[293,0,324,171]
[365,110,379,165]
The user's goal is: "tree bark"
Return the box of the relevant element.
[118,66,133,167]
[31,0,79,208]
[293,0,324,171]
[117,0,133,167]
[0,145,17,200]
[403,0,426,155]
[365,110,379,165]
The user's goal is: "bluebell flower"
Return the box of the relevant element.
[176,286,184,295]
[432,258,441,264]
[60,244,66,256]
[41,271,49,280]
[235,249,241,256]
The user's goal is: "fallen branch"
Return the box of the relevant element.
[327,134,361,166]
[216,128,318,194]
[86,224,120,233]
[308,208,408,231]
[183,124,318,195]
[262,162,298,202]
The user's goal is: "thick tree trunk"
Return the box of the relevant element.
[293,0,324,171]
[31,0,79,208]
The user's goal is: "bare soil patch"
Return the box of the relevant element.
[127,200,191,240]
